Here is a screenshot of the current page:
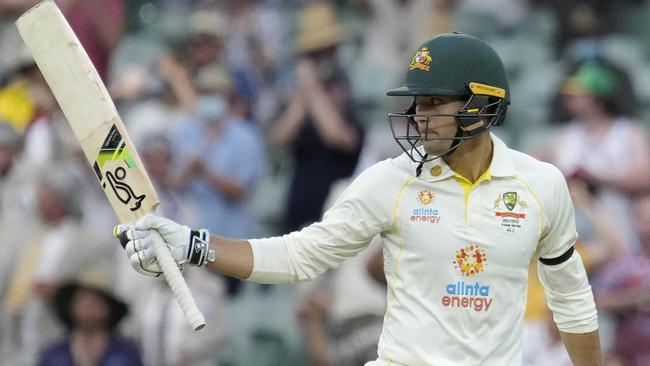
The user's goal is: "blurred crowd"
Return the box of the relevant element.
[0,0,650,365]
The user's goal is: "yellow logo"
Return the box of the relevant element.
[409,47,432,71]
[417,189,435,205]
[453,245,487,277]
[468,82,506,98]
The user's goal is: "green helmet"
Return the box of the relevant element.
[387,32,510,102]
[386,32,510,166]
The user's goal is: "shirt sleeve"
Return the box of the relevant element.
[533,164,598,333]
[534,165,578,260]
[247,163,395,284]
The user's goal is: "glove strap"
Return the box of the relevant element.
[186,229,215,267]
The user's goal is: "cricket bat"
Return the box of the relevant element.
[16,1,206,330]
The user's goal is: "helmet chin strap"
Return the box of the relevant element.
[443,123,466,157]
[415,124,466,177]
[414,117,493,177]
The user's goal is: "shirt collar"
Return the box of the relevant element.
[417,133,516,182]
[489,133,516,178]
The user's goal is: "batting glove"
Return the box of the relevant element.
[114,214,214,277]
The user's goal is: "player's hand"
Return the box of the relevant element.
[114,214,213,277]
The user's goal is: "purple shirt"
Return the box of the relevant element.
[595,254,650,366]
[38,335,143,366]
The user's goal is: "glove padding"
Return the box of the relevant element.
[114,214,212,277]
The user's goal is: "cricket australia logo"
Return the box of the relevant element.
[92,125,145,212]
[503,192,517,211]
[493,192,528,233]
[409,47,432,71]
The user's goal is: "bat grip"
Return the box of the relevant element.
[150,230,206,330]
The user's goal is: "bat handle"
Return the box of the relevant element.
[150,230,206,330]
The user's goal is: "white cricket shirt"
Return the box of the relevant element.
[249,134,579,365]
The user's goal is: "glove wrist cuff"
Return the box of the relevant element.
[187,229,214,267]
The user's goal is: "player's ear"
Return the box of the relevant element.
[456,95,494,133]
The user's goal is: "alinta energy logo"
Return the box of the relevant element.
[441,244,493,312]
[411,189,441,224]
[454,245,487,277]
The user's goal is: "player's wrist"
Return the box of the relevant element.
[185,229,215,267]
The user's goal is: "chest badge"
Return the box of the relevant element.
[493,192,528,233]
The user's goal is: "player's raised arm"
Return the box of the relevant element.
[117,161,396,284]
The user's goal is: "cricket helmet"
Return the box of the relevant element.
[386,32,510,164]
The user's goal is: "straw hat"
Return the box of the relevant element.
[189,9,227,40]
[296,3,345,54]
[194,64,232,95]
[53,270,128,330]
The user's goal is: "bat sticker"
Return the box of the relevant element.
[93,125,145,211]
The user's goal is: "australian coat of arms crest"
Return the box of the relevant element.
[409,47,432,71]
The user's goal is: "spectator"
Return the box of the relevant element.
[543,60,650,252]
[270,2,363,232]
[595,193,650,366]
[220,0,287,122]
[38,270,143,366]
[123,53,197,146]
[0,42,60,168]
[172,94,266,242]
[176,7,254,114]
[183,8,227,76]
[0,162,115,365]
[171,95,266,296]
[0,122,32,363]
[0,122,36,218]
[543,0,622,57]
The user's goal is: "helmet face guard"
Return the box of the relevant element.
[385,33,511,166]
[387,94,508,163]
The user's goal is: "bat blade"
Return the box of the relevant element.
[16,1,156,223]
[16,0,205,330]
